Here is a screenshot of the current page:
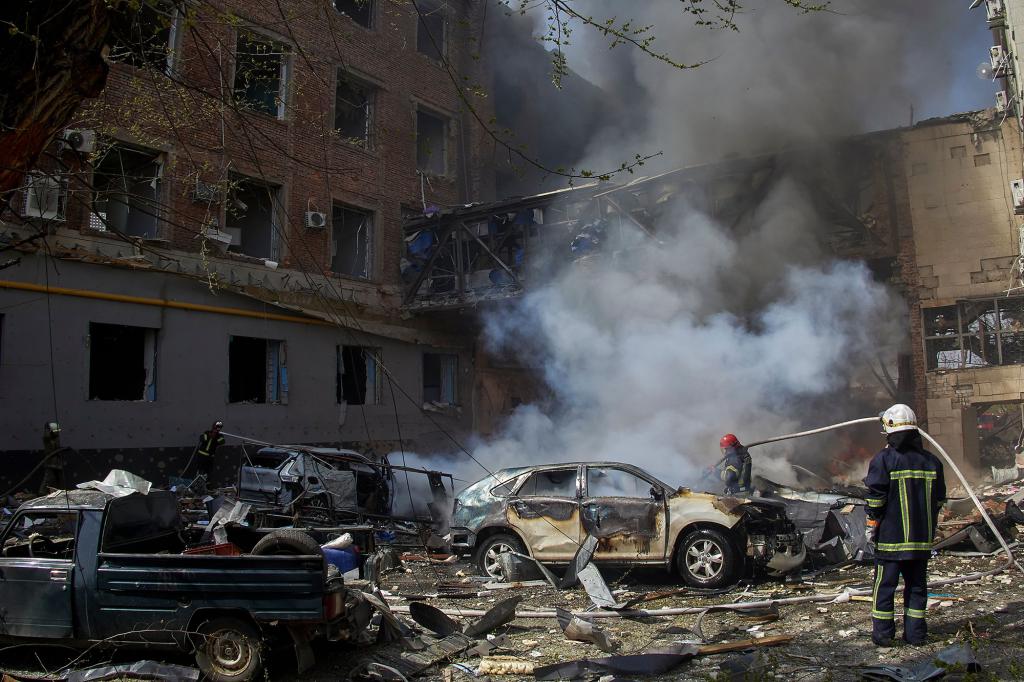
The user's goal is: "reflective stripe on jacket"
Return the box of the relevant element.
[864,438,946,560]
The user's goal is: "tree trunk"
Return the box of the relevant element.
[0,0,112,202]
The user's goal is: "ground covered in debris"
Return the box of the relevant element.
[285,554,1024,682]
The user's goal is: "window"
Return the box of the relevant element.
[234,32,290,117]
[88,323,158,401]
[337,345,381,405]
[416,109,447,175]
[334,0,373,28]
[331,204,372,278]
[924,297,1024,370]
[423,352,457,404]
[517,469,578,498]
[417,0,446,60]
[229,336,287,404]
[950,146,967,159]
[225,176,279,260]
[335,72,374,147]
[21,172,67,221]
[586,467,652,498]
[108,0,177,70]
[1,512,77,560]
[92,144,163,238]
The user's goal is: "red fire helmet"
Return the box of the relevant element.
[720,433,739,448]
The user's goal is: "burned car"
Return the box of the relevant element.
[238,446,454,533]
[450,462,805,587]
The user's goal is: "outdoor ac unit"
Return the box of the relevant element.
[1011,178,1024,213]
[22,173,65,221]
[305,210,327,229]
[61,129,96,153]
[997,90,1009,112]
[89,211,107,231]
[987,0,1005,21]
[991,45,1008,74]
[224,227,243,246]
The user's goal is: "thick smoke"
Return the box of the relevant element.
[553,0,992,173]
[470,182,905,488]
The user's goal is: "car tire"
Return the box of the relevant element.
[676,527,741,588]
[475,533,525,580]
[252,529,322,556]
[194,616,263,682]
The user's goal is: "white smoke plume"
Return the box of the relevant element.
[466,181,905,488]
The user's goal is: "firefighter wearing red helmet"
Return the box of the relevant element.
[716,433,752,494]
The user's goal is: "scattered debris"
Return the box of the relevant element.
[477,656,535,675]
[556,607,619,652]
[76,469,152,497]
[858,643,981,681]
[533,643,700,680]
[64,660,200,682]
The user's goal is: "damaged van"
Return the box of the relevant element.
[450,462,805,587]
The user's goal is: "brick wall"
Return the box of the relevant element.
[900,112,1024,473]
[54,0,496,316]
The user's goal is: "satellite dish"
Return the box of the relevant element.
[977,61,994,80]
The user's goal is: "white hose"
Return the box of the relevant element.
[747,416,1023,574]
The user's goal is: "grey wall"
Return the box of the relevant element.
[0,254,473,487]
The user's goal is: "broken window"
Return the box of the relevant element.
[416,109,447,175]
[335,73,374,147]
[21,172,67,221]
[225,176,279,260]
[89,323,158,401]
[334,0,373,28]
[1,512,77,560]
[586,467,651,498]
[234,32,290,117]
[417,0,446,59]
[924,297,1024,370]
[92,144,163,238]
[337,345,381,405]
[229,336,287,404]
[108,0,177,70]
[518,469,578,498]
[331,204,372,278]
[423,352,457,404]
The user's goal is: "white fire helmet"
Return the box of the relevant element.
[880,404,917,434]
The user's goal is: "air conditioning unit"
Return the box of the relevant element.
[987,0,1005,22]
[304,210,327,229]
[991,45,1009,75]
[1011,178,1024,213]
[61,129,96,153]
[997,90,1009,112]
[224,227,243,246]
[22,173,66,220]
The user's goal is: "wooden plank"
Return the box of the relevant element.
[696,634,793,655]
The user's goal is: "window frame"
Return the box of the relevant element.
[333,70,376,149]
[583,465,658,499]
[514,467,581,499]
[333,0,374,29]
[233,30,291,119]
[228,335,288,405]
[89,142,166,240]
[87,322,159,402]
[422,351,458,405]
[107,0,180,73]
[0,511,79,561]
[336,345,382,405]
[416,0,447,60]
[923,296,1024,371]
[415,107,449,176]
[330,202,374,279]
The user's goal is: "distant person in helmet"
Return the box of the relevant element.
[864,404,946,647]
[717,433,752,495]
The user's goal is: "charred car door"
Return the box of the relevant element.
[582,466,668,562]
[505,466,582,562]
[0,510,78,637]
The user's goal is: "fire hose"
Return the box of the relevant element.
[392,416,1022,621]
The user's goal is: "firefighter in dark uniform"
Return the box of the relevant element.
[194,421,225,481]
[864,404,946,646]
[38,422,67,494]
[717,433,752,494]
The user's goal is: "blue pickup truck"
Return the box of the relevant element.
[0,488,362,681]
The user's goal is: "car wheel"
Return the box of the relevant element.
[676,527,741,588]
[194,617,263,682]
[251,529,322,556]
[475,533,525,580]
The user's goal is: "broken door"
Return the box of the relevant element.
[581,465,667,561]
[505,466,582,562]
